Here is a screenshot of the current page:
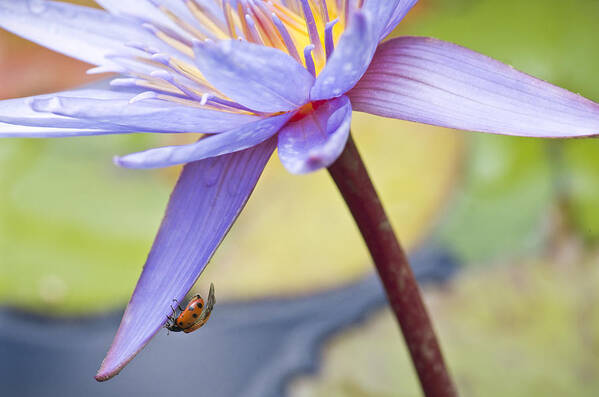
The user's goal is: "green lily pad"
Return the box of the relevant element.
[438,134,553,263]
[0,136,171,313]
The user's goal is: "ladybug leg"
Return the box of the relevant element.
[172,298,184,312]
[164,303,179,334]
[169,303,181,317]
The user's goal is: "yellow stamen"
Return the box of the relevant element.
[185,1,229,39]
[154,30,195,58]
[127,1,363,113]
[160,6,210,41]
[155,94,254,114]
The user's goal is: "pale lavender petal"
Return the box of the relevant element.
[95,0,193,43]
[349,37,599,137]
[278,96,352,174]
[95,0,182,29]
[30,95,258,133]
[194,40,314,113]
[96,0,223,38]
[310,12,376,101]
[152,0,225,26]
[115,112,292,168]
[363,0,419,39]
[95,137,276,381]
[0,1,156,66]
[0,89,138,137]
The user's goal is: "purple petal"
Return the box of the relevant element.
[29,95,258,133]
[115,112,293,168]
[363,0,419,39]
[95,136,276,381]
[310,12,376,101]
[0,1,159,67]
[349,37,599,137]
[310,1,418,102]
[194,40,314,113]
[278,96,352,174]
[0,89,136,137]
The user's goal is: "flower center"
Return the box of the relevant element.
[152,0,363,73]
[289,100,327,122]
[108,1,363,115]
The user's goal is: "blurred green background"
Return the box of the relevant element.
[1,0,599,395]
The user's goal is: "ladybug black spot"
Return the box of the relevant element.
[178,321,183,326]
[192,313,198,318]
[198,303,203,308]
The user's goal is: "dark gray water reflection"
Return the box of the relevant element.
[0,244,457,397]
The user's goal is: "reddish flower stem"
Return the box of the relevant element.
[328,134,458,397]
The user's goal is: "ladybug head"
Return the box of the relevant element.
[164,315,183,333]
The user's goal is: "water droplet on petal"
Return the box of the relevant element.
[27,0,47,14]
[60,7,77,18]
[46,97,63,112]
[202,157,224,187]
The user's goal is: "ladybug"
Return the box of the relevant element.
[165,283,215,333]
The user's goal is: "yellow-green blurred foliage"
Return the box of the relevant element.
[202,114,461,299]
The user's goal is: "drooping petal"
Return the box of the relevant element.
[115,113,293,168]
[363,0,419,39]
[0,123,125,138]
[310,12,376,101]
[0,1,156,67]
[194,40,314,113]
[29,94,259,134]
[95,137,277,381]
[349,37,599,137]
[278,96,352,174]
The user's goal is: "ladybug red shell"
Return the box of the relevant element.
[166,283,215,334]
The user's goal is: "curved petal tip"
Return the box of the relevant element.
[95,356,131,382]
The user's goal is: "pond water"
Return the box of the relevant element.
[0,243,456,397]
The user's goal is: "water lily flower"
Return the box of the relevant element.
[1,0,598,382]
